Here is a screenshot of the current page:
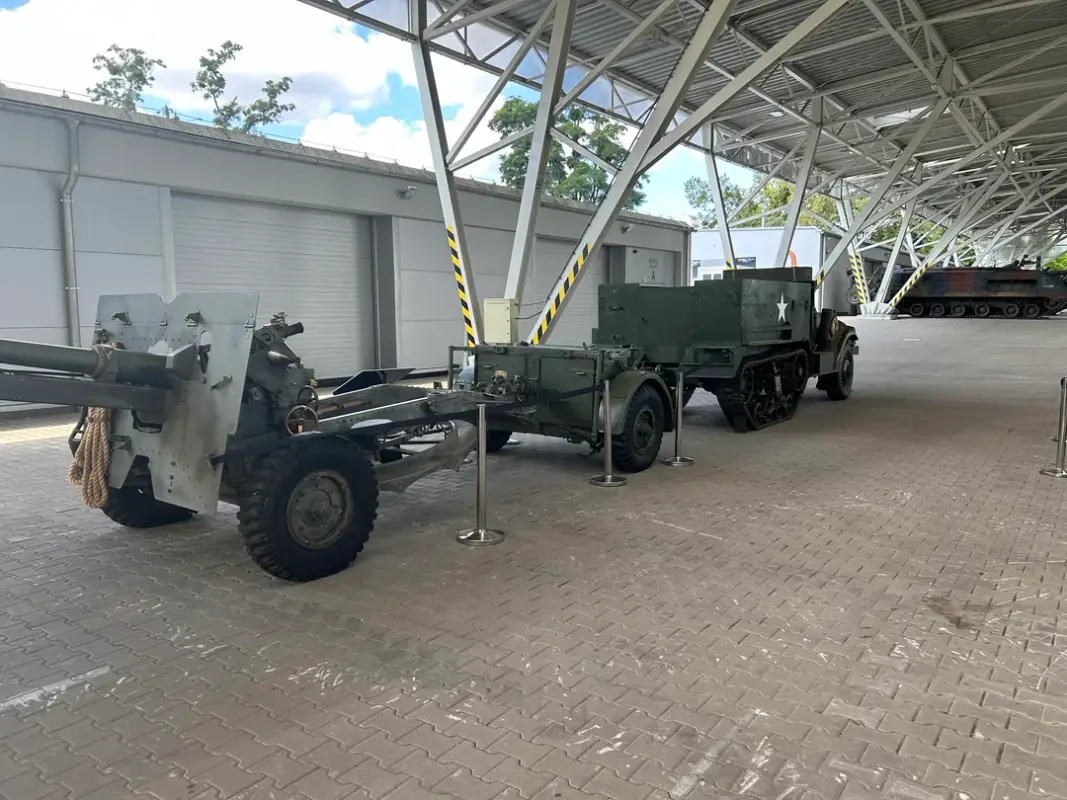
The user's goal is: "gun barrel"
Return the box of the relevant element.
[0,339,104,376]
[0,338,180,386]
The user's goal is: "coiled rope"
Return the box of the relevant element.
[68,407,112,508]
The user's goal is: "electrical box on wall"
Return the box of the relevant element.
[483,298,518,343]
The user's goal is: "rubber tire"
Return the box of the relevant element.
[101,486,197,528]
[610,384,665,474]
[681,384,697,408]
[237,438,378,582]
[1002,302,1021,318]
[484,429,512,453]
[824,346,855,402]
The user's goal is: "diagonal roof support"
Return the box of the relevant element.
[700,123,735,270]
[525,0,744,344]
[503,0,577,311]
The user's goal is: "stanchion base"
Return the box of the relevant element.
[590,473,627,487]
[661,455,695,467]
[457,528,506,546]
[1039,466,1067,478]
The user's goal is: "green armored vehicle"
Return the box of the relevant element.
[594,267,858,431]
[461,268,858,473]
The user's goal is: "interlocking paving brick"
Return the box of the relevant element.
[3,318,1067,799]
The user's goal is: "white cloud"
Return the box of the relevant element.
[300,88,508,182]
[0,0,421,120]
[0,0,711,219]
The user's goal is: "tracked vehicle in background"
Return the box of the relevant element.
[888,261,1067,318]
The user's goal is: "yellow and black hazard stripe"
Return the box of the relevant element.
[530,243,591,345]
[847,251,869,305]
[446,225,476,349]
[725,258,733,271]
[889,262,930,308]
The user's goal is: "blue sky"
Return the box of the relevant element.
[0,0,758,222]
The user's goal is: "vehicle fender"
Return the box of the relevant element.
[597,369,673,436]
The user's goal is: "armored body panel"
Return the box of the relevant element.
[593,268,815,370]
[887,267,1067,318]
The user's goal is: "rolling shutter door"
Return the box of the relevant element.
[171,194,375,379]
[530,237,607,346]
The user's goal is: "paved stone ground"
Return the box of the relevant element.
[1,317,1067,800]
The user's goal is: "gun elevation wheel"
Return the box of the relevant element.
[611,384,665,473]
[101,485,197,528]
[238,438,379,582]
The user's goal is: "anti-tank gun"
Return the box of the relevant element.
[0,291,486,583]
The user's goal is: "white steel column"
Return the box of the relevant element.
[775,98,822,270]
[503,0,576,308]
[815,92,953,289]
[526,0,742,344]
[873,189,920,308]
[409,0,482,348]
[888,172,1010,309]
[527,0,852,344]
[701,123,735,270]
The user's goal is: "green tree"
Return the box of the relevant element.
[487,98,647,209]
[683,173,760,227]
[1044,251,1067,271]
[87,45,166,111]
[190,40,295,134]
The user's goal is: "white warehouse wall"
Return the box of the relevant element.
[0,88,689,401]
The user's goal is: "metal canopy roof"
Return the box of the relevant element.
[297,0,1067,237]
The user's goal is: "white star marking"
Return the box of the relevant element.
[776,294,788,323]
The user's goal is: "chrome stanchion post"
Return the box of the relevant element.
[591,378,627,487]
[458,403,506,544]
[1041,377,1067,478]
[661,371,694,467]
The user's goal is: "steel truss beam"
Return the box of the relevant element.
[503,0,576,307]
[409,0,482,348]
[700,124,735,270]
[776,98,822,270]
[525,0,853,345]
[887,171,1011,309]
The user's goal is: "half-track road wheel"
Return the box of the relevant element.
[974,302,991,318]
[1002,301,1021,318]
[714,347,809,432]
[929,302,946,318]
[1023,302,1042,319]
[610,384,665,473]
[823,346,855,401]
[949,302,968,318]
[238,438,379,582]
[907,302,925,317]
[484,429,513,453]
[101,485,197,529]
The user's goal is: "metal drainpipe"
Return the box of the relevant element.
[60,120,82,347]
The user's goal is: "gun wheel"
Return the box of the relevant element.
[101,485,197,529]
[238,438,378,582]
[610,384,665,474]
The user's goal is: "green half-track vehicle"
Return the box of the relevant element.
[460,267,859,472]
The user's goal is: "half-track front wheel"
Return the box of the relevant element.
[611,384,665,474]
[823,346,855,401]
[238,438,379,582]
[101,486,197,528]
